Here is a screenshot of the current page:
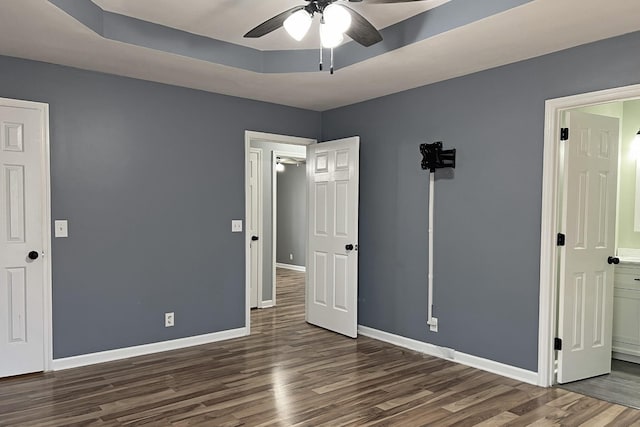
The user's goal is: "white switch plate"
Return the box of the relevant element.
[54,220,68,238]
[232,220,243,232]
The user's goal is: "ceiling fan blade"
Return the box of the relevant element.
[342,6,383,47]
[244,6,305,38]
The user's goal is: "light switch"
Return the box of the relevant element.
[54,220,68,238]
[232,220,243,232]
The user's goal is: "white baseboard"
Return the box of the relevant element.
[275,263,306,272]
[260,300,274,308]
[613,351,640,364]
[357,325,539,386]
[52,327,247,371]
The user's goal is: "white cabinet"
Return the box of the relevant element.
[613,264,640,361]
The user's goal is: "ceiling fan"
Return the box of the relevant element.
[244,0,426,73]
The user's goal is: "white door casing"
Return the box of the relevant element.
[0,99,50,378]
[306,136,359,338]
[249,148,262,309]
[557,111,619,384]
[244,131,315,333]
[538,84,640,388]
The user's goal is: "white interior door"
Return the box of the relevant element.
[306,136,359,338]
[248,149,262,309]
[0,100,46,378]
[557,111,619,384]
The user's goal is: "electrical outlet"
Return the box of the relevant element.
[165,312,174,327]
[289,253,293,261]
[429,317,438,333]
[231,220,242,232]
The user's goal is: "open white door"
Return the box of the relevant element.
[557,111,619,384]
[248,149,262,309]
[306,137,359,338]
[0,100,47,377]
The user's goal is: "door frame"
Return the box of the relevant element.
[271,149,307,307]
[538,83,640,387]
[0,97,52,372]
[244,131,315,334]
[248,148,263,309]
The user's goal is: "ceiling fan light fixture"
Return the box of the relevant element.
[283,9,312,41]
[323,4,351,34]
[320,22,344,48]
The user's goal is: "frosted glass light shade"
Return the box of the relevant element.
[320,22,344,48]
[284,10,312,41]
[323,4,351,34]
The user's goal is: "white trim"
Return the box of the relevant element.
[246,131,316,147]
[52,327,247,371]
[0,97,53,372]
[538,83,640,388]
[612,352,640,364]
[275,262,306,272]
[244,131,316,333]
[249,148,264,310]
[271,151,276,308]
[358,326,538,385]
[635,161,640,232]
[260,300,274,308]
[272,149,307,306]
[41,103,53,372]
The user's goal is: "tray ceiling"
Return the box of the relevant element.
[0,0,639,110]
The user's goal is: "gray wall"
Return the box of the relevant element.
[0,55,321,358]
[249,141,306,302]
[276,162,307,266]
[322,31,640,372]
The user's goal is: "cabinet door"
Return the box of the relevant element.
[613,269,640,357]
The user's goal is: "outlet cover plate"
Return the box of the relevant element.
[429,317,438,332]
[165,312,175,327]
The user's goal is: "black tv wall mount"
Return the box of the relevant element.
[420,142,456,172]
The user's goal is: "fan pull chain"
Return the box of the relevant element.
[319,45,323,71]
[330,48,334,75]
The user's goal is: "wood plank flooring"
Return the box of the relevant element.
[1,268,639,426]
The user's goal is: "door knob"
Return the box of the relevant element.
[346,244,354,251]
[607,256,620,265]
[28,251,39,260]
[251,235,259,241]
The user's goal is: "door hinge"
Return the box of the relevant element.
[560,128,569,141]
[557,233,565,246]
[554,337,562,351]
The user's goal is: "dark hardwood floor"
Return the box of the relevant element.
[1,268,640,426]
